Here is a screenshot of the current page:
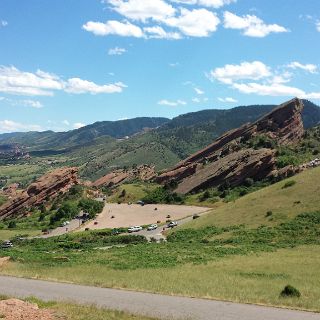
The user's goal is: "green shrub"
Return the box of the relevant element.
[280,285,301,298]
[8,220,17,229]
[265,211,273,217]
[282,180,296,189]
[143,187,185,204]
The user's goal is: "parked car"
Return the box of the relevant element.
[1,240,13,248]
[167,221,178,228]
[128,226,143,233]
[147,224,158,231]
[137,200,145,206]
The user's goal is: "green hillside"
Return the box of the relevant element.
[183,166,320,229]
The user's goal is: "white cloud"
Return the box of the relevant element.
[20,99,43,108]
[209,60,320,100]
[0,120,42,133]
[223,11,289,37]
[1,20,8,27]
[144,26,181,39]
[65,78,127,94]
[194,87,204,94]
[62,120,70,126]
[158,99,187,106]
[0,66,127,96]
[0,66,63,96]
[316,21,320,32]
[192,97,201,103]
[108,47,127,55]
[171,0,236,8]
[165,8,220,37]
[0,97,43,108]
[287,61,318,74]
[82,20,144,37]
[73,122,86,129]
[107,0,176,22]
[209,61,271,84]
[232,82,306,97]
[218,97,237,103]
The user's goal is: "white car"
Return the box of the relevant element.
[167,221,178,228]
[128,226,143,233]
[147,224,158,231]
[1,240,13,248]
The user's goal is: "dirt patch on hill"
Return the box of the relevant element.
[0,257,10,267]
[0,299,54,320]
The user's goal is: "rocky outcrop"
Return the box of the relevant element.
[156,98,304,194]
[0,167,78,220]
[92,164,155,188]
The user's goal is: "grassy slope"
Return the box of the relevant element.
[185,166,320,229]
[108,183,159,203]
[0,229,41,241]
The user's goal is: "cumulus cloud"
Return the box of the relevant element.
[316,21,320,32]
[107,0,176,22]
[0,66,127,96]
[82,20,144,37]
[287,61,318,74]
[165,8,220,37]
[208,60,320,100]
[171,0,236,8]
[65,78,127,94]
[108,47,127,55]
[0,120,42,133]
[73,122,86,129]
[223,11,288,37]
[209,61,271,84]
[1,20,8,27]
[0,66,63,96]
[144,26,181,39]
[158,99,187,106]
[218,97,237,102]
[85,5,220,39]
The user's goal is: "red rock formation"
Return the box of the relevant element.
[156,98,304,194]
[92,164,155,188]
[0,167,78,220]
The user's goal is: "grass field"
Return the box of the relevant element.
[108,183,159,204]
[185,166,320,229]
[0,163,49,187]
[1,246,319,312]
[0,229,41,241]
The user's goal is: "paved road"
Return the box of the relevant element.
[40,218,81,238]
[0,276,319,320]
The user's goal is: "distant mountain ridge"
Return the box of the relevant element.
[0,99,319,181]
[0,117,169,150]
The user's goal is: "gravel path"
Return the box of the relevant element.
[0,276,319,320]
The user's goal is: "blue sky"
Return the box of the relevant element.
[0,0,319,133]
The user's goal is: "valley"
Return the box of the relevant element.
[0,98,320,317]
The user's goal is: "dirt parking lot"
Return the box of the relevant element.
[81,203,210,229]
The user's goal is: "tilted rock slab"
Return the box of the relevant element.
[156,98,304,194]
[0,167,78,220]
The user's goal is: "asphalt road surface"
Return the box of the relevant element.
[0,276,319,320]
